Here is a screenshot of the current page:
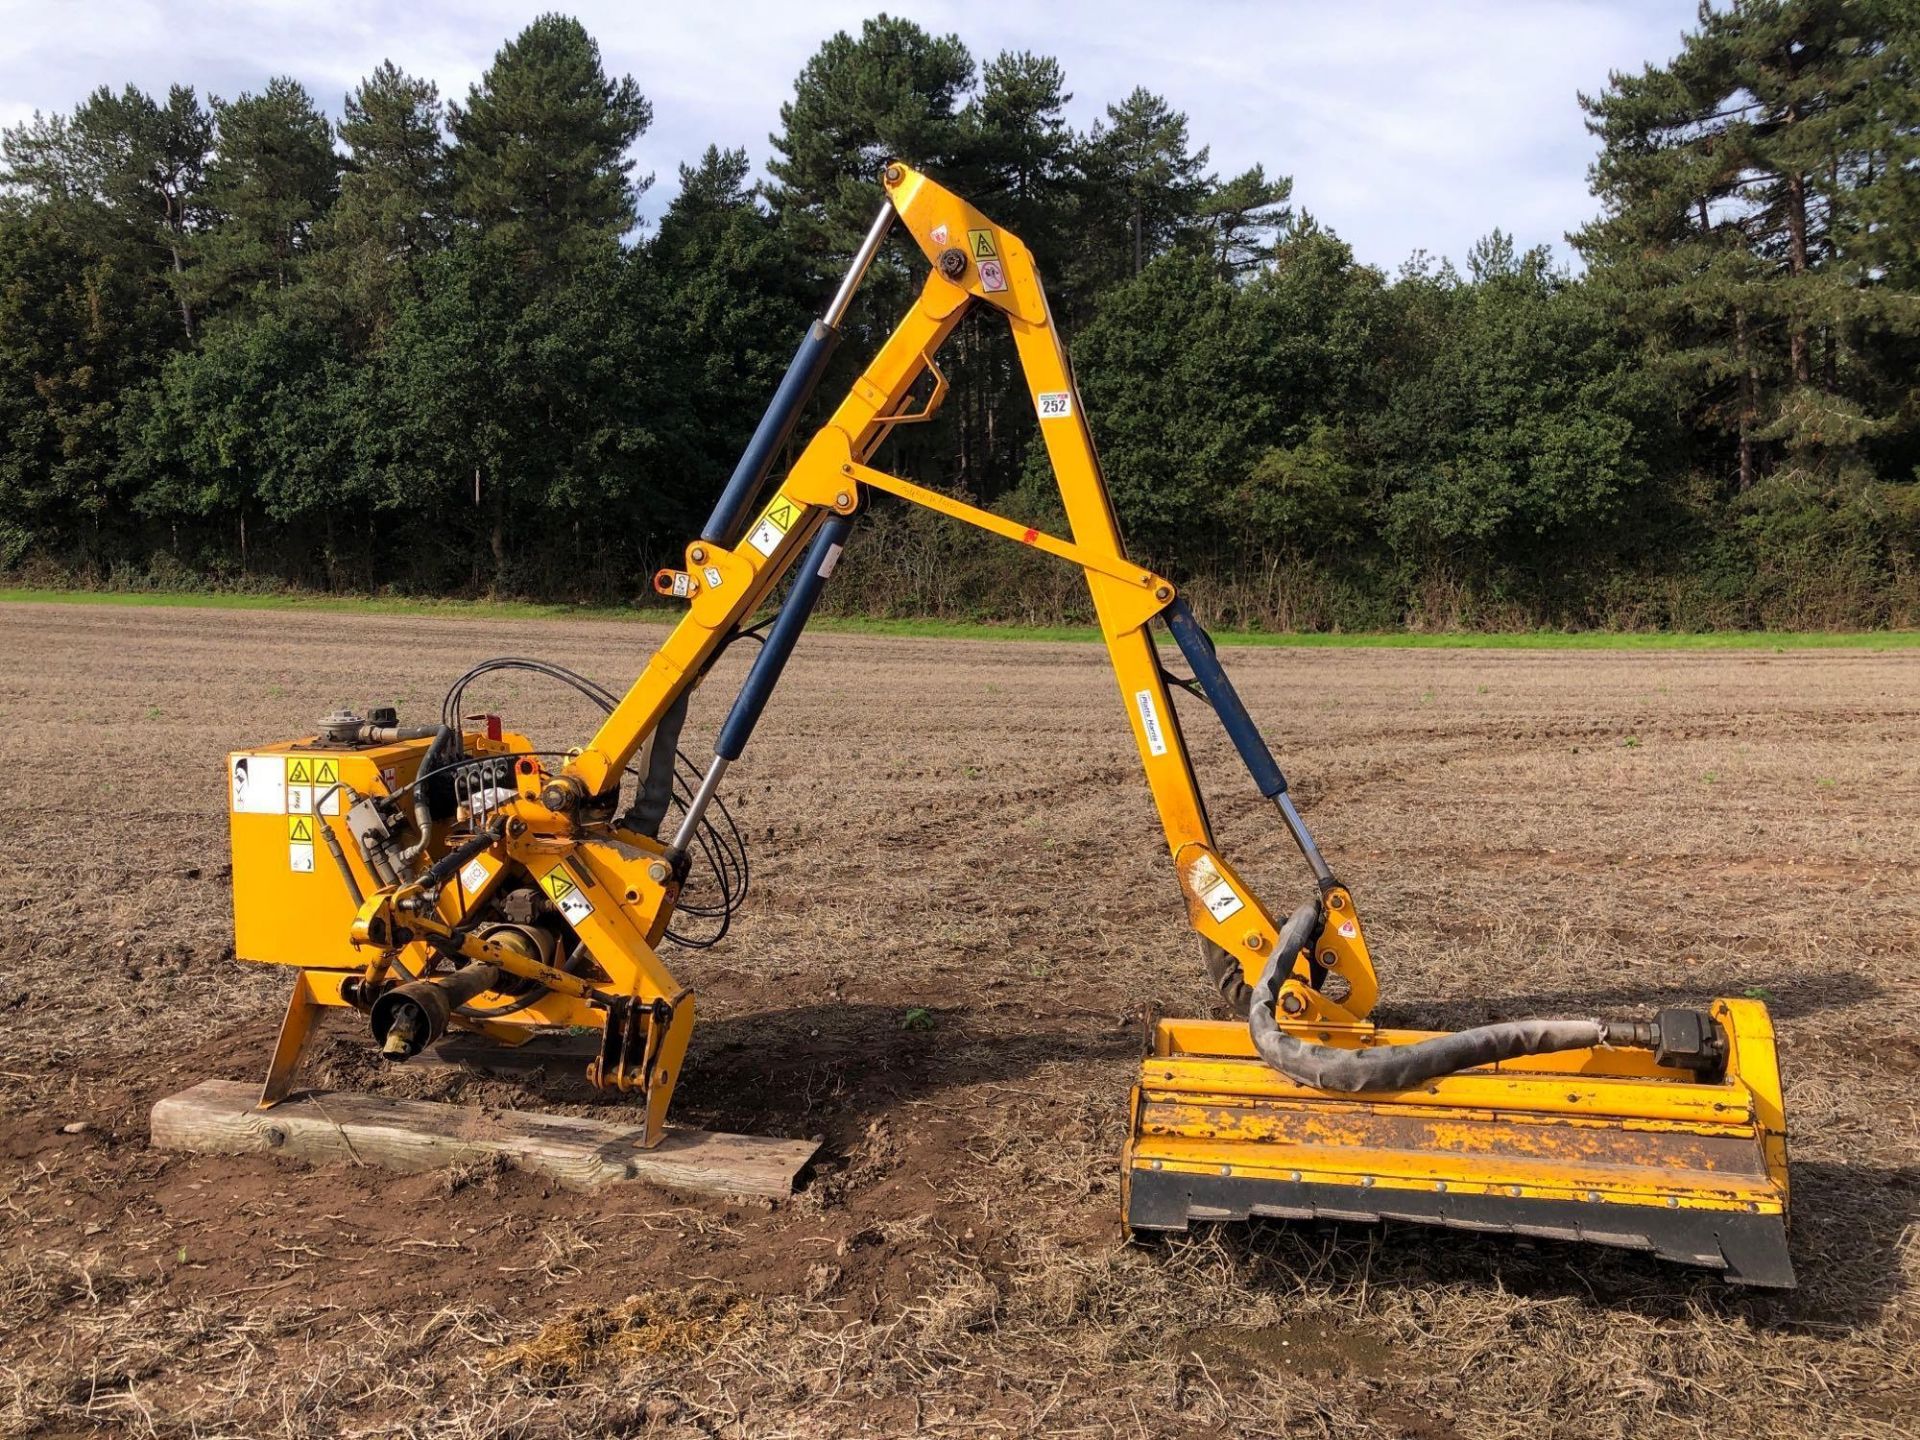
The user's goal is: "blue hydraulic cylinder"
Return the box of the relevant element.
[1162,597,1289,798]
[701,322,842,547]
[715,517,853,761]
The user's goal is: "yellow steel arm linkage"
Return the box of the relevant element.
[561,162,1376,1025]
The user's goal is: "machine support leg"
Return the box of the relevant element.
[258,970,323,1110]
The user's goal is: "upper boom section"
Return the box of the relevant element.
[881,162,1050,329]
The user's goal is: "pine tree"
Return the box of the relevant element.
[1081,87,1211,283]
[1575,0,1919,494]
[961,50,1076,260]
[448,14,651,271]
[188,78,338,313]
[311,62,450,344]
[651,147,813,522]
[1,86,210,565]
[0,210,163,566]
[766,16,974,258]
[946,53,1078,496]
[1,84,210,337]
[1200,164,1293,277]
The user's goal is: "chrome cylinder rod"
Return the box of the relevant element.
[825,202,896,328]
[667,755,730,858]
[1275,792,1335,887]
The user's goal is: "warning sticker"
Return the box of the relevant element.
[231,753,286,815]
[1133,690,1168,757]
[1189,855,1246,923]
[930,223,949,247]
[311,758,341,814]
[1037,391,1073,420]
[286,812,316,873]
[460,856,493,897]
[978,259,1008,293]
[1202,875,1244,922]
[541,867,595,925]
[746,495,800,557]
[281,756,342,816]
[967,228,997,260]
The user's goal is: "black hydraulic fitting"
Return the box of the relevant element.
[1601,1008,1729,1074]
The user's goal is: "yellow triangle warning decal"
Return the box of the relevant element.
[543,871,575,901]
[314,758,339,785]
[288,815,314,843]
[765,498,797,531]
[968,228,997,259]
[287,758,313,785]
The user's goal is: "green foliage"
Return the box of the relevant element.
[1080,87,1212,286]
[1068,226,1387,561]
[0,209,172,564]
[1068,250,1272,554]
[127,306,362,535]
[651,147,815,504]
[767,15,975,258]
[1369,241,1659,571]
[0,82,208,338]
[449,14,652,270]
[309,62,451,344]
[185,78,337,312]
[1574,0,1920,493]
[0,6,1914,627]
[1200,164,1293,276]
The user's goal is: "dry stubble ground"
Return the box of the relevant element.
[0,601,1916,1439]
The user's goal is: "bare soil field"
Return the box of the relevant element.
[1,601,1916,1439]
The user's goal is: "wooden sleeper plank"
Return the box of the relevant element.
[151,1079,818,1199]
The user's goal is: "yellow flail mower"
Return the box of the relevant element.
[224,163,1792,1286]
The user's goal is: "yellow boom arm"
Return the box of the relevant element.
[553,161,1375,1029]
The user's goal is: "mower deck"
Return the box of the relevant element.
[1123,999,1793,1286]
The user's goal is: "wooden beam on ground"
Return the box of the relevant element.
[151,1079,818,1199]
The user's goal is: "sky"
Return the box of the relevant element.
[0,0,1707,271]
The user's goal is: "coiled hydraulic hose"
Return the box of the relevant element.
[1248,902,1608,1093]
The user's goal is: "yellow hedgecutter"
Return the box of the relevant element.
[224,163,1792,1286]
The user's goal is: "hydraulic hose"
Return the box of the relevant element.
[395,724,459,873]
[1248,901,1607,1093]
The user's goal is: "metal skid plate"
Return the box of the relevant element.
[1126,1167,1794,1287]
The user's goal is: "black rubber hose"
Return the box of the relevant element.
[419,724,460,823]
[623,689,690,839]
[1248,901,1607,1092]
[419,823,503,892]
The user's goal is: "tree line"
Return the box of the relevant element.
[2,4,1916,628]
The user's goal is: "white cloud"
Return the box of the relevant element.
[0,0,1700,269]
